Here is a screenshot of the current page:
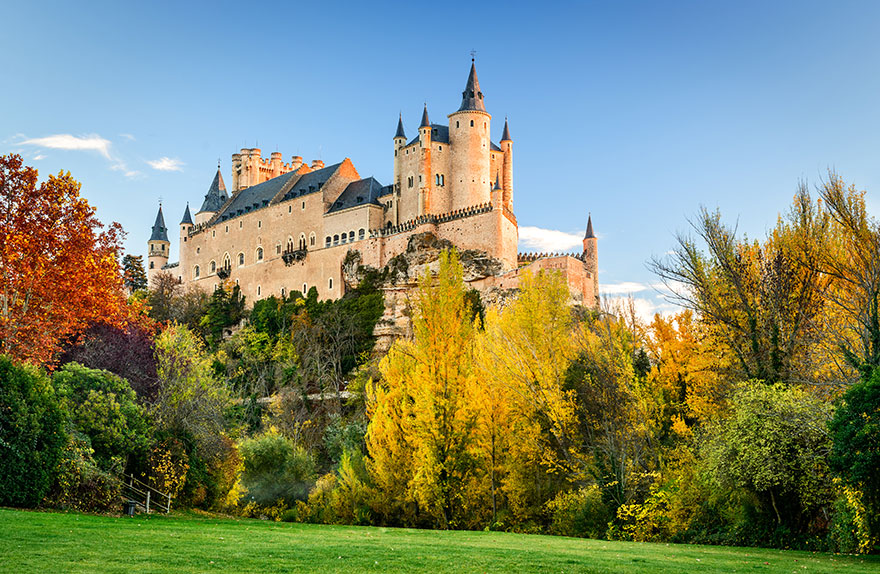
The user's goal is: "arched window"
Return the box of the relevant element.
[194,265,200,278]
[325,236,331,247]
[358,228,365,240]
[287,237,294,252]
[309,232,316,247]
[299,233,306,250]
[223,253,231,269]
[470,119,474,127]
[328,277,333,290]
[256,247,263,261]
[210,260,216,273]
[341,233,348,244]
[238,253,245,267]
[276,241,282,255]
[348,231,355,242]
[333,234,339,246]
[150,261,154,269]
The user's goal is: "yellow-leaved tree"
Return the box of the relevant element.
[366,250,483,528]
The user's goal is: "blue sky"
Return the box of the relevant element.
[3,1,880,317]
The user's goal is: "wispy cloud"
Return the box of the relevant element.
[147,157,184,172]
[518,226,583,252]
[603,295,681,323]
[33,154,46,160]
[119,133,136,141]
[20,134,112,159]
[602,281,649,295]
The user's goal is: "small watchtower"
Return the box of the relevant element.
[147,204,170,286]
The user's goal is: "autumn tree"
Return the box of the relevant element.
[0,154,128,364]
[366,250,483,528]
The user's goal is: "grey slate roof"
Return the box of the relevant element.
[180,203,193,225]
[501,118,512,141]
[327,177,386,213]
[215,162,345,223]
[494,171,502,190]
[407,124,450,146]
[458,62,487,112]
[395,114,406,139]
[420,105,431,128]
[585,214,595,239]
[490,141,502,152]
[150,206,169,242]
[198,168,229,214]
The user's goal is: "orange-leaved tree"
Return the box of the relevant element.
[0,154,128,364]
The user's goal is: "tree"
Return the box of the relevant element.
[649,195,829,386]
[53,363,150,469]
[702,381,833,531]
[0,154,128,364]
[366,250,483,528]
[829,368,880,544]
[122,254,148,293]
[0,355,67,507]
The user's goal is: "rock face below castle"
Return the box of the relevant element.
[148,62,599,318]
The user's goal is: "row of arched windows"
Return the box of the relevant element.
[324,228,366,247]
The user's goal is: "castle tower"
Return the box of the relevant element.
[583,214,599,306]
[195,166,229,226]
[392,114,406,225]
[147,205,170,286]
[448,59,491,211]
[500,118,513,210]
[179,203,193,283]
[418,104,433,215]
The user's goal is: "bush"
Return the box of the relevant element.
[53,362,150,469]
[546,485,611,539]
[45,430,121,512]
[239,429,316,507]
[0,356,67,507]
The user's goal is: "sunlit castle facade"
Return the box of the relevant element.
[147,61,599,307]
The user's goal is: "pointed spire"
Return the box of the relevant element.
[494,170,502,190]
[458,60,486,112]
[198,166,229,213]
[584,213,596,239]
[180,202,193,225]
[419,104,430,128]
[501,117,512,141]
[150,205,169,242]
[395,113,406,139]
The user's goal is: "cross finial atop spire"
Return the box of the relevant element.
[470,49,476,62]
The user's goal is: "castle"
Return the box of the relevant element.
[147,61,599,307]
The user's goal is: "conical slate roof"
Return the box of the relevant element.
[198,168,229,214]
[585,214,595,239]
[501,118,512,141]
[458,61,486,112]
[494,170,502,190]
[419,105,430,128]
[180,203,193,225]
[150,205,169,242]
[395,114,406,139]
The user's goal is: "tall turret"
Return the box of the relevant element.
[392,114,406,225]
[448,59,491,211]
[147,205,170,286]
[500,118,513,210]
[418,104,433,214]
[195,166,229,225]
[583,214,599,306]
[178,203,193,283]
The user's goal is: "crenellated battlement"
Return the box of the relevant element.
[369,203,494,238]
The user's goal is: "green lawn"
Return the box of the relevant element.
[0,508,877,573]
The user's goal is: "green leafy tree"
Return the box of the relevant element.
[829,368,880,544]
[201,284,246,346]
[122,254,148,293]
[0,355,67,507]
[53,362,150,469]
[703,381,833,532]
[239,429,316,506]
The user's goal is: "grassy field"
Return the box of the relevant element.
[0,508,877,573]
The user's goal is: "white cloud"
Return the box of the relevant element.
[602,281,649,295]
[603,295,680,323]
[147,157,184,172]
[518,226,583,253]
[20,134,112,159]
[33,154,46,160]
[119,133,136,141]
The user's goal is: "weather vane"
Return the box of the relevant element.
[158,196,163,207]
[470,49,477,62]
